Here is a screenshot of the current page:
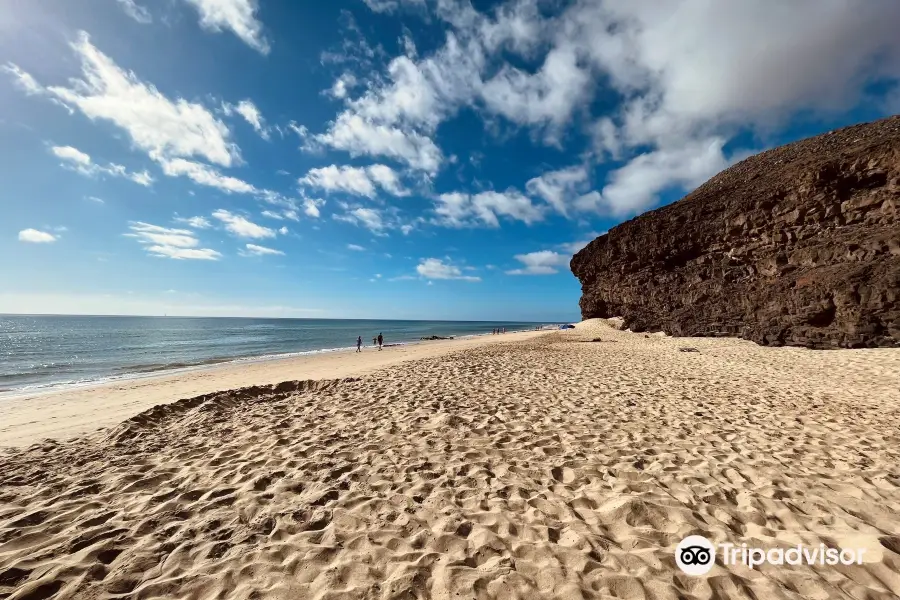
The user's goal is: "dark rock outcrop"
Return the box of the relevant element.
[571,116,900,349]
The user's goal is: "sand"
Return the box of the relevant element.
[0,331,542,447]
[1,320,900,599]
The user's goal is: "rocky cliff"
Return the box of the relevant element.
[570,116,900,348]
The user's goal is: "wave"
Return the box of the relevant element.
[0,326,538,397]
[113,357,235,374]
[0,344,368,397]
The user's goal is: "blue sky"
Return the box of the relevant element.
[2,0,899,321]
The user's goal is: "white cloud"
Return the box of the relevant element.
[18,229,58,243]
[87,196,105,204]
[366,164,409,196]
[313,1,561,170]
[126,222,221,260]
[158,158,256,194]
[361,0,425,13]
[416,258,480,281]
[506,250,569,275]
[211,209,275,239]
[333,207,386,233]
[299,164,408,198]
[565,0,900,213]
[327,73,358,99]
[317,0,900,215]
[303,198,324,218]
[130,171,155,186]
[300,164,375,197]
[2,63,45,95]
[558,233,604,255]
[261,210,283,220]
[52,145,90,166]
[313,113,443,174]
[525,165,591,216]
[579,2,900,147]
[223,99,270,139]
[347,244,366,251]
[181,0,270,54]
[241,243,284,256]
[24,33,239,168]
[278,226,288,235]
[175,216,212,229]
[433,189,545,228]
[116,0,152,23]
[288,121,309,141]
[257,189,300,210]
[598,138,730,215]
[51,145,154,186]
[480,43,591,142]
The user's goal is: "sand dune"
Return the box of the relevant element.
[2,321,900,599]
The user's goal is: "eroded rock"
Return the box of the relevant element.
[571,116,900,349]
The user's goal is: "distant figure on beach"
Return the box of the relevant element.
[372,336,377,347]
[377,333,384,350]
[492,328,496,335]
[356,336,362,352]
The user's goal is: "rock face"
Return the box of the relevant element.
[571,116,900,348]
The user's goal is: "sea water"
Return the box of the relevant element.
[0,315,543,394]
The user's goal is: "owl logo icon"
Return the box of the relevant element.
[676,535,716,576]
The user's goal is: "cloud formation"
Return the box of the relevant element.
[8,33,238,168]
[416,258,480,281]
[18,229,58,243]
[211,209,275,239]
[181,0,270,54]
[434,190,545,228]
[126,222,221,260]
[116,0,152,23]
[506,250,569,275]
[299,164,408,198]
[51,145,153,186]
[223,99,270,139]
[241,243,284,256]
[345,0,900,215]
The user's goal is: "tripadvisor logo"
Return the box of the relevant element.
[676,535,867,576]
[676,535,716,576]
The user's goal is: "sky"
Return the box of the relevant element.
[2,0,899,321]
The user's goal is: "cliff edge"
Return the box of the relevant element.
[570,116,900,348]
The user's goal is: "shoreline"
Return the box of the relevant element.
[0,326,546,399]
[0,329,546,447]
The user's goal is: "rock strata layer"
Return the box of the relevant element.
[571,116,900,348]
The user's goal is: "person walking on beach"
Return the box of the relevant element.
[377,333,384,350]
[372,336,377,347]
[356,336,362,352]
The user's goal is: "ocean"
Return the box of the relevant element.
[0,315,545,394]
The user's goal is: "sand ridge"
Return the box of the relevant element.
[1,321,900,599]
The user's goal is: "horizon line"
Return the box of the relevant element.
[0,312,576,323]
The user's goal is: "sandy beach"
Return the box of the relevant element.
[0,331,543,448]
[2,320,900,599]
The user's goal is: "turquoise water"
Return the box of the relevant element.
[0,316,544,393]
